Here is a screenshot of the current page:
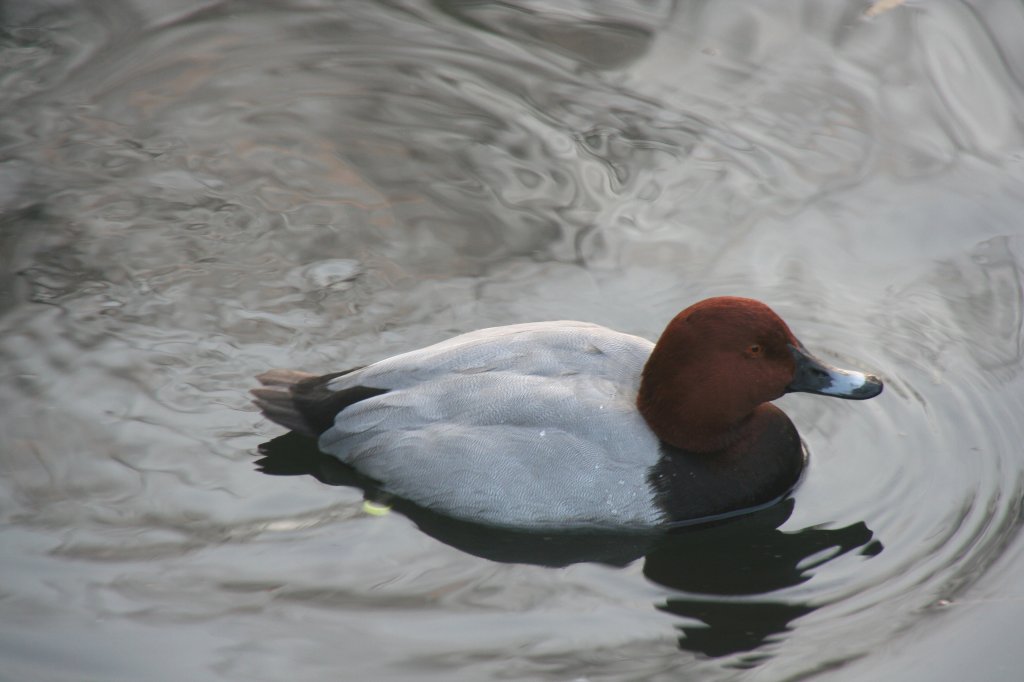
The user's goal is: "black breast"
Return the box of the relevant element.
[647,409,806,524]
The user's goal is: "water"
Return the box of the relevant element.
[2,1,1023,680]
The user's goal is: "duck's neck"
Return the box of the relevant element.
[637,381,752,453]
[636,347,757,453]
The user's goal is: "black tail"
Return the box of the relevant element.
[251,368,388,438]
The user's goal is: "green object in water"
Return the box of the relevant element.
[363,500,391,517]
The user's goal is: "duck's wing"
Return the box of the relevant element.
[253,322,664,528]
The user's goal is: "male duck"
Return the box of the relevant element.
[252,296,882,530]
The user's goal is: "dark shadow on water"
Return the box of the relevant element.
[256,432,883,661]
[645,501,882,660]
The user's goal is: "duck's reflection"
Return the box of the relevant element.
[256,433,882,659]
[645,500,882,657]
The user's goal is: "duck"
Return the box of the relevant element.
[252,296,882,530]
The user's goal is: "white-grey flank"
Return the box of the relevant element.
[319,322,667,529]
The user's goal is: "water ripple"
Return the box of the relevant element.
[3,1,1024,680]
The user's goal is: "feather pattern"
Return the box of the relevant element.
[292,322,665,528]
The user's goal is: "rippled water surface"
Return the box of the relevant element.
[3,1,1024,680]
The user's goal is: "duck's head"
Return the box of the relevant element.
[637,296,883,453]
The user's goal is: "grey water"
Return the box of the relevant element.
[2,1,1023,680]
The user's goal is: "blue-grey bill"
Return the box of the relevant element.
[786,343,884,400]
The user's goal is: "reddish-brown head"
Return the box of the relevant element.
[637,297,802,453]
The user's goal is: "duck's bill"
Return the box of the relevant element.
[786,343,883,400]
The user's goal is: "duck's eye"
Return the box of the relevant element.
[749,344,763,356]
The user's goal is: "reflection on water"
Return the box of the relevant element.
[649,502,880,659]
[258,432,881,659]
[935,236,1023,376]
[3,0,1024,680]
